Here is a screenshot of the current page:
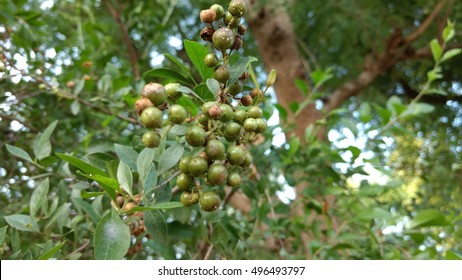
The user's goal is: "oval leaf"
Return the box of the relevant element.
[409,209,451,229]
[56,153,108,177]
[115,144,138,171]
[117,161,133,196]
[4,214,40,233]
[33,120,58,160]
[184,39,213,80]
[30,178,49,217]
[158,144,184,174]
[94,210,130,260]
[6,144,34,164]
[137,148,155,181]
[144,210,168,244]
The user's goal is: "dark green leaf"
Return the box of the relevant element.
[184,39,213,80]
[211,223,228,246]
[205,78,220,99]
[158,144,184,174]
[38,242,65,260]
[30,178,49,217]
[195,82,215,101]
[128,202,184,213]
[228,56,258,86]
[409,209,451,228]
[144,210,168,244]
[56,153,108,177]
[177,85,204,103]
[44,204,69,231]
[4,214,40,233]
[94,210,130,260]
[114,144,138,171]
[72,197,101,224]
[355,208,391,220]
[143,164,158,195]
[76,171,121,200]
[445,251,462,260]
[137,148,155,181]
[6,144,34,164]
[33,120,58,160]
[0,226,8,245]
[144,68,193,85]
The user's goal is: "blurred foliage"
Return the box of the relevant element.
[0,0,461,260]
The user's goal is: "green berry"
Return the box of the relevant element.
[219,104,234,122]
[255,118,267,133]
[226,81,243,96]
[180,191,200,206]
[243,117,257,132]
[165,83,181,99]
[241,149,252,167]
[233,110,247,124]
[210,4,225,19]
[229,0,248,17]
[224,12,241,27]
[207,164,228,185]
[142,83,166,106]
[214,65,231,83]
[227,145,246,165]
[168,104,187,124]
[212,28,235,51]
[227,172,241,187]
[199,191,221,212]
[177,173,193,191]
[205,139,225,160]
[186,125,206,147]
[178,156,191,173]
[247,106,263,118]
[198,114,209,126]
[204,53,219,68]
[201,101,216,117]
[140,107,163,128]
[224,121,242,141]
[188,156,208,177]
[142,131,161,148]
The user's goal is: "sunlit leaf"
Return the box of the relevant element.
[94,210,130,260]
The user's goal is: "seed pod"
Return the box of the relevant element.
[200,27,214,42]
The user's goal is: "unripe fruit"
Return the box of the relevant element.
[224,121,242,140]
[181,191,200,206]
[197,114,209,126]
[142,83,166,106]
[227,145,246,165]
[165,82,181,99]
[227,172,241,187]
[168,104,187,124]
[229,0,248,17]
[214,65,230,83]
[212,28,235,51]
[135,97,154,116]
[243,117,257,132]
[188,156,208,176]
[241,95,253,106]
[200,9,216,23]
[140,107,163,128]
[201,101,216,117]
[186,125,206,147]
[224,12,241,27]
[207,164,228,185]
[219,104,234,122]
[177,173,194,191]
[226,81,243,96]
[204,53,219,68]
[255,118,267,133]
[241,150,252,167]
[205,139,225,160]
[199,191,221,212]
[142,131,161,148]
[233,110,247,124]
[178,156,191,173]
[210,4,225,19]
[247,106,263,118]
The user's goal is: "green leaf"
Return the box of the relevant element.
[228,56,258,86]
[445,251,462,260]
[143,68,193,85]
[137,148,155,181]
[38,241,65,260]
[401,102,434,118]
[288,137,300,156]
[30,178,49,217]
[409,209,451,229]
[0,226,8,245]
[94,210,130,260]
[386,96,405,117]
[442,20,455,42]
[33,120,58,160]
[117,161,133,196]
[355,207,391,220]
[163,53,191,77]
[359,102,372,122]
[211,223,228,246]
[6,144,34,164]
[128,202,183,212]
[177,85,204,103]
[114,144,138,171]
[184,39,213,80]
[275,104,288,122]
[430,39,442,62]
[76,171,121,200]
[44,204,69,231]
[143,164,158,195]
[158,144,184,174]
[422,88,447,96]
[56,153,108,177]
[4,214,40,233]
[440,48,462,63]
[70,99,80,115]
[144,210,168,244]
[72,197,101,224]
[194,83,215,101]
[206,78,220,99]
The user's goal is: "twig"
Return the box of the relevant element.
[65,239,90,259]
[204,244,214,260]
[404,1,445,44]
[103,0,140,80]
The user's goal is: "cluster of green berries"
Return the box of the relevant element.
[135,0,272,212]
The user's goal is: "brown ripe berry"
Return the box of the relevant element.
[83,74,91,81]
[66,81,76,88]
[200,27,214,42]
[116,195,125,208]
[82,61,93,68]
[208,104,222,119]
[200,9,217,23]
[123,202,136,212]
[142,83,166,106]
[241,95,253,106]
[233,35,243,50]
[237,24,246,35]
[135,97,154,116]
[250,88,263,99]
[239,71,249,80]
